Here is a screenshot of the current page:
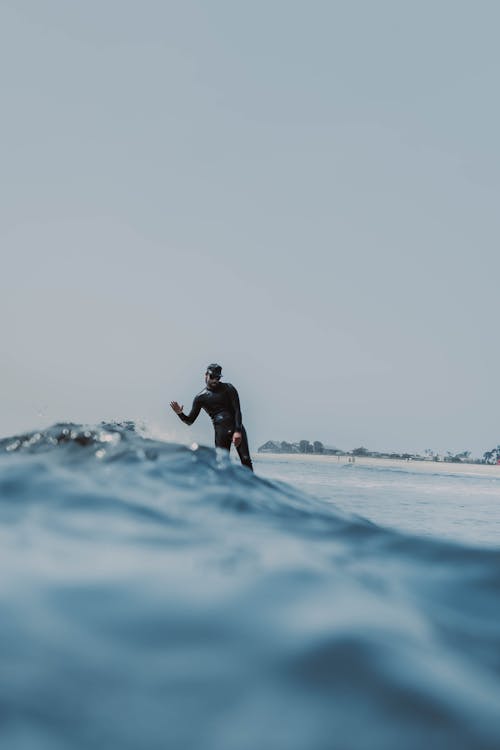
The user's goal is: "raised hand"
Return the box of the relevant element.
[170,401,184,415]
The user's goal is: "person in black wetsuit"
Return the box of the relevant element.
[170,364,253,471]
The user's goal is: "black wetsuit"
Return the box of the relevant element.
[178,382,253,471]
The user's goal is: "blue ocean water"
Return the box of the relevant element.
[1,423,500,750]
[256,454,500,547]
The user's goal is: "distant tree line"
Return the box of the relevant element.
[483,446,500,464]
[258,440,340,455]
[259,441,500,464]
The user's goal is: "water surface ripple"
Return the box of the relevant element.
[1,423,499,750]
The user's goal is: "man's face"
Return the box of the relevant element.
[205,372,220,388]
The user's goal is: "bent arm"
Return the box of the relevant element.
[178,396,202,426]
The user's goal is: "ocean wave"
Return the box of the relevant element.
[1,422,499,750]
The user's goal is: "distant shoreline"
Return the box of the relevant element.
[255,452,500,478]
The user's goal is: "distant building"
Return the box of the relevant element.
[323,446,343,455]
[258,441,282,453]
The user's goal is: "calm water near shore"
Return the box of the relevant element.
[255,453,500,548]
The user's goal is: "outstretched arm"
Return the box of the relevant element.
[170,396,202,426]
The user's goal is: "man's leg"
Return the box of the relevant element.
[214,424,232,451]
[236,426,253,472]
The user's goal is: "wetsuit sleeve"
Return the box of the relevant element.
[178,396,202,426]
[227,384,243,432]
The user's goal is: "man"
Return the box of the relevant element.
[170,364,253,471]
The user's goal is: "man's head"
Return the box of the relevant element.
[205,363,222,388]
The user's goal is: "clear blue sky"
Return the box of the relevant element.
[1,1,499,455]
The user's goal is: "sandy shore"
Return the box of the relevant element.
[255,452,500,479]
